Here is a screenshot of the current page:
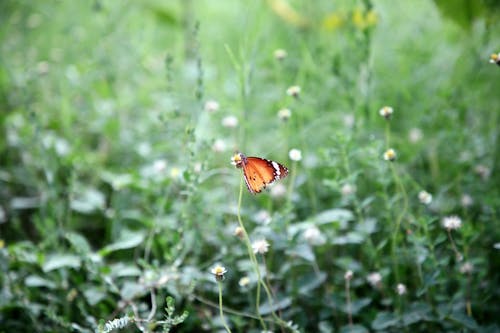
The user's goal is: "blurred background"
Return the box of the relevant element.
[1,0,499,332]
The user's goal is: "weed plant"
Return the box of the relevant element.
[1,1,499,332]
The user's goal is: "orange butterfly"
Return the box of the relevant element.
[231,152,289,194]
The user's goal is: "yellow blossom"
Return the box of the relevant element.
[322,12,344,31]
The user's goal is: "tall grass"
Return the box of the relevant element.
[1,1,499,332]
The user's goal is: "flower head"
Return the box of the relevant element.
[344,270,353,281]
[222,115,238,128]
[379,106,393,119]
[418,190,432,205]
[234,226,245,239]
[490,52,500,66]
[153,159,167,173]
[211,265,227,282]
[396,283,407,295]
[204,100,219,113]
[238,276,250,287]
[255,210,271,224]
[383,148,396,161]
[367,272,382,288]
[409,128,423,143]
[459,262,473,274]
[286,85,301,98]
[274,49,287,60]
[252,239,270,254]
[278,108,292,121]
[341,183,356,197]
[474,164,491,180]
[303,226,326,246]
[442,215,462,230]
[270,183,287,198]
[289,148,302,161]
[212,139,226,152]
[461,194,473,207]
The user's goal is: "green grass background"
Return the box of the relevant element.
[1,0,499,332]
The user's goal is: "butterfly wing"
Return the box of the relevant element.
[242,157,289,194]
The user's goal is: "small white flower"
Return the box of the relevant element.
[211,265,227,281]
[303,226,326,246]
[418,190,432,205]
[222,115,238,128]
[379,106,393,119]
[341,184,356,197]
[289,148,302,161]
[136,142,152,156]
[490,52,500,65]
[274,49,288,60]
[54,138,70,156]
[343,114,355,128]
[234,226,245,239]
[383,148,396,161]
[396,283,407,295]
[460,194,473,207]
[170,167,181,179]
[193,162,202,173]
[367,272,382,288]
[212,139,226,152]
[270,183,287,198]
[254,210,272,225]
[277,108,291,121]
[36,61,50,75]
[442,216,462,230]
[474,164,491,180]
[286,85,301,98]
[459,262,473,274]
[344,270,353,281]
[409,128,423,143]
[238,276,250,287]
[204,100,219,113]
[153,159,167,173]
[252,239,270,254]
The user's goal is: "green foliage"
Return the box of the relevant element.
[1,0,499,332]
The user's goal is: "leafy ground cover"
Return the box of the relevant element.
[1,0,499,332]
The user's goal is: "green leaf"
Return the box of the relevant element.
[340,324,369,333]
[332,232,365,245]
[350,298,372,315]
[43,254,81,272]
[120,281,148,300]
[25,275,57,289]
[109,263,142,278]
[313,209,354,228]
[65,232,91,254]
[449,311,479,330]
[286,243,316,262]
[83,287,106,306]
[70,187,105,214]
[298,272,327,294]
[99,230,146,256]
[259,297,292,315]
[372,311,400,330]
[402,302,432,325]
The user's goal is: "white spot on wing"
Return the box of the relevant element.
[271,161,281,179]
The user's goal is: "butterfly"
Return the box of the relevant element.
[231,152,289,194]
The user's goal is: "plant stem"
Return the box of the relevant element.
[218,282,232,333]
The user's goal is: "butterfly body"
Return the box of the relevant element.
[232,153,289,194]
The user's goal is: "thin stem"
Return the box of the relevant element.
[465,273,472,316]
[345,279,353,327]
[236,177,267,330]
[446,229,463,261]
[236,177,291,331]
[262,255,285,333]
[218,282,232,333]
